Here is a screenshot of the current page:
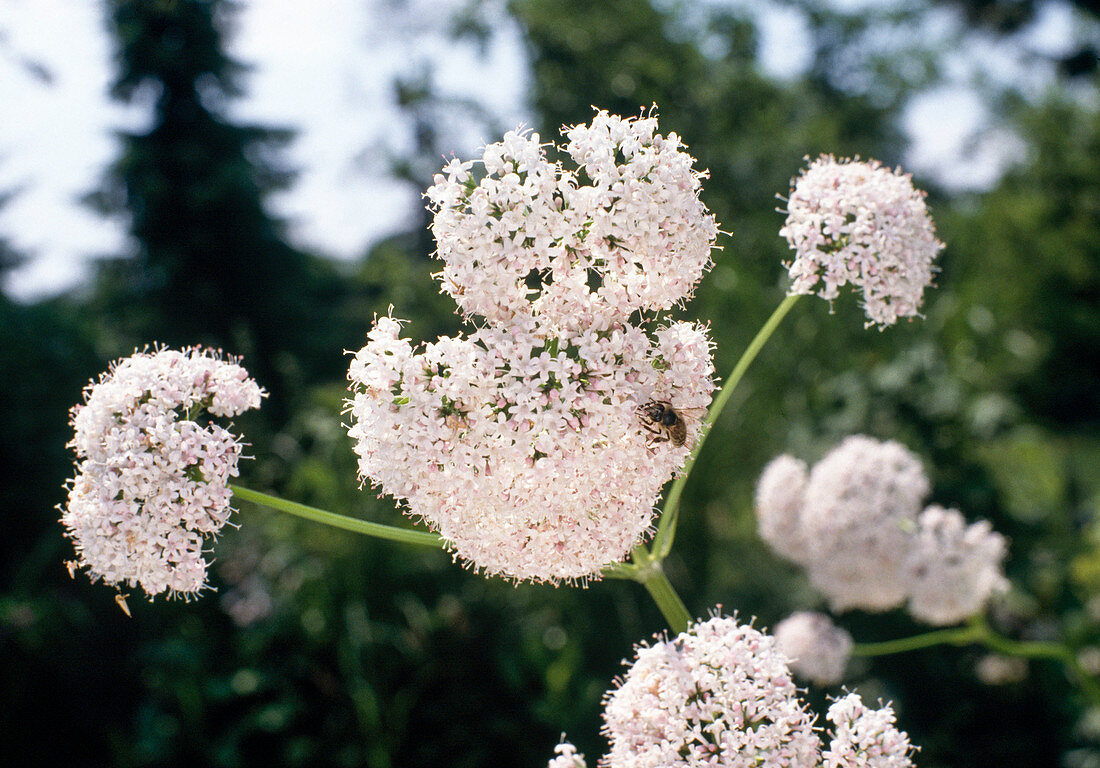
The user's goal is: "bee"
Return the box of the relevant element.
[443,411,468,439]
[115,592,132,618]
[636,400,693,448]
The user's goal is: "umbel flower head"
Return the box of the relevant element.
[426,109,718,332]
[601,614,821,768]
[61,347,265,598]
[775,611,854,686]
[780,155,943,328]
[754,436,1009,624]
[904,505,1009,625]
[348,315,714,583]
[552,613,917,768]
[823,693,915,768]
[348,109,718,584]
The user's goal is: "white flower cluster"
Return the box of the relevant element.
[822,693,915,768]
[348,111,717,584]
[427,109,718,332]
[552,614,916,768]
[755,436,1009,624]
[775,611,854,686]
[905,506,1011,625]
[780,155,942,328]
[61,347,265,598]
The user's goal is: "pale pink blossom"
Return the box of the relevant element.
[352,110,718,583]
[905,506,1009,625]
[800,436,929,612]
[601,615,821,768]
[754,454,810,563]
[754,436,1009,624]
[427,110,718,332]
[780,156,942,328]
[823,693,915,768]
[347,314,714,583]
[775,611,853,686]
[61,348,265,597]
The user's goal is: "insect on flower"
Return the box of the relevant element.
[636,400,698,448]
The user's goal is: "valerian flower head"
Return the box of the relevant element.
[780,155,942,328]
[823,693,915,768]
[754,436,1009,624]
[601,615,822,768]
[347,314,714,583]
[426,109,718,332]
[596,613,921,768]
[775,611,853,686]
[61,347,265,598]
[754,454,810,564]
[800,435,930,612]
[351,109,718,584]
[905,505,1009,625]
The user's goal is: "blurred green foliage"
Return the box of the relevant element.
[2,0,1100,766]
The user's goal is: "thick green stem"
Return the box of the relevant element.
[630,548,692,634]
[651,293,801,558]
[231,484,444,548]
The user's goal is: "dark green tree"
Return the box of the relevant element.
[88,0,352,411]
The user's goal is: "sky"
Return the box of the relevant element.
[0,0,1083,300]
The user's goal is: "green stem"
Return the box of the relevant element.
[851,624,982,656]
[651,293,801,559]
[231,484,444,548]
[631,548,692,634]
[852,615,1100,706]
[968,616,1100,706]
[600,561,639,580]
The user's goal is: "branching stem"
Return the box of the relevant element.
[853,614,1100,706]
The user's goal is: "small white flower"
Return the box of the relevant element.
[780,155,942,328]
[823,693,915,768]
[61,347,265,598]
[905,506,1009,625]
[775,611,853,686]
[548,739,588,768]
[601,615,821,768]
